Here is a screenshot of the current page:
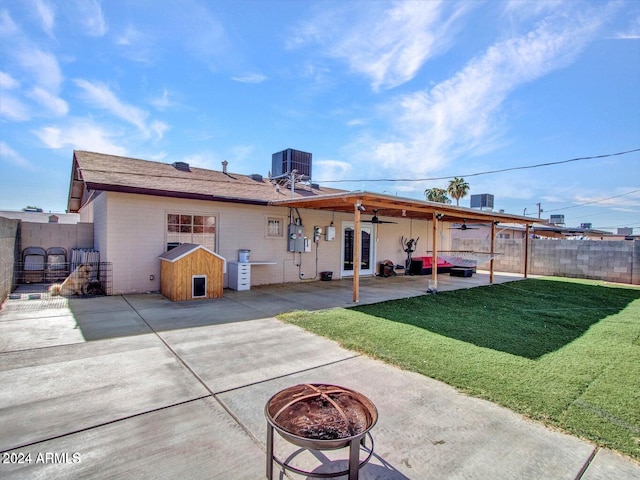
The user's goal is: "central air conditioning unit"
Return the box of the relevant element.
[549,214,565,225]
[272,148,312,181]
[470,194,494,211]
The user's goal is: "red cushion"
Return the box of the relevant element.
[411,256,454,267]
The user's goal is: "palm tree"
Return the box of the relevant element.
[424,187,451,204]
[447,177,470,206]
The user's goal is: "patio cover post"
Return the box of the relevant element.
[490,221,496,284]
[353,201,361,303]
[524,224,530,278]
[432,213,439,289]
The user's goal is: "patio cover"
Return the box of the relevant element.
[270,191,535,302]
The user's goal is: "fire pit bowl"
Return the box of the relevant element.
[265,383,378,451]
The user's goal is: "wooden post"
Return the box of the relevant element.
[490,221,496,284]
[524,224,530,278]
[353,202,361,303]
[432,213,439,290]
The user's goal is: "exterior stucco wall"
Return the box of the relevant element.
[92,192,446,294]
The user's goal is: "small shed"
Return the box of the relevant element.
[159,244,226,301]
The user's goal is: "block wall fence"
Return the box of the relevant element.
[453,238,640,285]
[0,217,20,305]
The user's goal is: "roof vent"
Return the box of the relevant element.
[249,174,263,182]
[172,161,190,172]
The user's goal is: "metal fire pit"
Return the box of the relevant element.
[265,383,378,479]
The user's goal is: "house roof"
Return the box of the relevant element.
[68,150,533,226]
[68,150,346,213]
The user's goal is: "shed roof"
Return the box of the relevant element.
[158,243,225,265]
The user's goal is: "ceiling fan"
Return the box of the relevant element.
[362,209,397,224]
[449,219,480,230]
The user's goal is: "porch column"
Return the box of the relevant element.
[353,202,361,302]
[490,221,496,284]
[432,213,439,290]
[524,224,530,278]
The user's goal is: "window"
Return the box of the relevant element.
[267,217,283,237]
[167,213,215,250]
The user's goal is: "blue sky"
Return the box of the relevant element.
[1,0,639,232]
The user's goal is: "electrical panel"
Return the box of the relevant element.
[288,224,305,252]
[325,225,336,241]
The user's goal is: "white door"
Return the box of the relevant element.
[341,222,375,277]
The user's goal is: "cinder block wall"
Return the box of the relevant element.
[453,238,639,285]
[20,222,94,256]
[0,217,20,305]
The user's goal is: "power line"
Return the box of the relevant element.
[316,148,640,183]
[544,189,640,213]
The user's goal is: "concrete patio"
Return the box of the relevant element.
[1,272,638,479]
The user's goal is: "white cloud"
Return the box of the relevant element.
[315,159,354,181]
[0,71,19,89]
[34,119,127,156]
[150,88,173,110]
[290,1,469,91]
[74,79,167,140]
[232,73,267,84]
[17,47,63,92]
[115,24,156,64]
[351,5,611,181]
[613,14,640,39]
[72,0,107,36]
[0,9,20,36]
[28,86,68,116]
[150,120,169,140]
[0,141,36,169]
[0,94,30,121]
[175,152,219,170]
[33,0,55,37]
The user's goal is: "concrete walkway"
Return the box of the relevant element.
[0,273,638,479]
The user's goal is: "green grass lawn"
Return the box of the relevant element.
[278,277,640,460]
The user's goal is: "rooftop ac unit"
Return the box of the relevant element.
[272,148,312,180]
[470,194,494,210]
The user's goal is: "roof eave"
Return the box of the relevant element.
[85,182,270,206]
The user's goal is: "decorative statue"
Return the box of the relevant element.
[400,236,419,274]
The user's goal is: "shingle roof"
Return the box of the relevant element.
[158,243,225,264]
[69,150,346,212]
